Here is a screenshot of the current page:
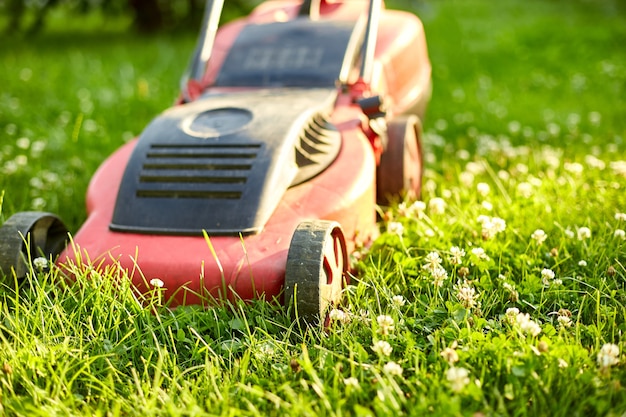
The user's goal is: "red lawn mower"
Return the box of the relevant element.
[0,0,431,324]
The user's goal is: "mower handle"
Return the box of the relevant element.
[359,0,382,84]
[180,0,224,102]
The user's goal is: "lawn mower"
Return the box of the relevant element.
[0,0,431,324]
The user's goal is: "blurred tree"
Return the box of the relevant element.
[129,0,164,32]
[2,0,257,34]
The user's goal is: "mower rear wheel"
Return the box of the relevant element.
[284,220,348,326]
[0,211,69,281]
[376,115,423,205]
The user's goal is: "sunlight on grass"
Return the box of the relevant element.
[1,0,626,415]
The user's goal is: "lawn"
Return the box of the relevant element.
[1,0,626,415]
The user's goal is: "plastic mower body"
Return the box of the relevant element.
[0,0,431,323]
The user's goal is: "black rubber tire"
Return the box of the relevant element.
[284,220,348,326]
[376,115,424,205]
[0,211,69,281]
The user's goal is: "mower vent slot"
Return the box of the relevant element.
[295,113,338,167]
[293,112,341,184]
[136,190,242,199]
[142,163,253,170]
[136,143,261,199]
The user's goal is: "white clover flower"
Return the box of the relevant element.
[357,309,370,322]
[502,282,515,292]
[457,150,470,161]
[33,257,48,271]
[398,201,427,218]
[502,282,519,302]
[329,308,349,323]
[430,265,448,287]
[578,260,587,267]
[440,347,459,364]
[424,179,437,193]
[15,155,27,166]
[470,247,490,262]
[531,229,548,245]
[476,214,490,225]
[477,215,506,239]
[577,227,592,240]
[408,200,427,218]
[31,140,46,154]
[372,340,393,356]
[481,201,493,211]
[508,120,521,135]
[597,343,620,369]
[29,177,44,189]
[343,377,360,389]
[423,251,443,272]
[31,197,46,210]
[528,176,543,187]
[383,361,403,376]
[459,171,474,187]
[558,358,569,368]
[498,169,510,181]
[503,307,520,325]
[506,307,520,316]
[588,111,602,125]
[455,280,480,310]
[476,182,491,197]
[256,341,276,357]
[428,197,446,215]
[42,171,59,183]
[376,315,395,335]
[585,154,606,170]
[541,268,555,286]
[387,221,404,237]
[557,315,572,329]
[615,212,626,221]
[392,295,406,307]
[564,229,575,239]
[3,160,19,174]
[397,202,409,216]
[516,312,542,337]
[614,229,626,240]
[435,119,448,131]
[446,367,470,392]
[449,246,465,265]
[465,161,485,175]
[149,278,164,288]
[491,217,506,233]
[610,160,626,177]
[564,162,584,175]
[16,137,30,149]
[517,182,533,198]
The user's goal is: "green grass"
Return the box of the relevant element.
[1,0,626,415]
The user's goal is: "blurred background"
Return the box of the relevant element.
[1,0,259,33]
[0,0,625,232]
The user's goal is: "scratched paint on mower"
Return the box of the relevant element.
[0,0,431,324]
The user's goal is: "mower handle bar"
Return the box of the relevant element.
[180,0,224,102]
[181,0,381,101]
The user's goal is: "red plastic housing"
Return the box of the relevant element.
[59,0,431,306]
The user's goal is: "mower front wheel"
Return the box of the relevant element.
[284,220,348,326]
[0,211,69,282]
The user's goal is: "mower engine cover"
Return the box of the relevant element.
[110,88,340,235]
